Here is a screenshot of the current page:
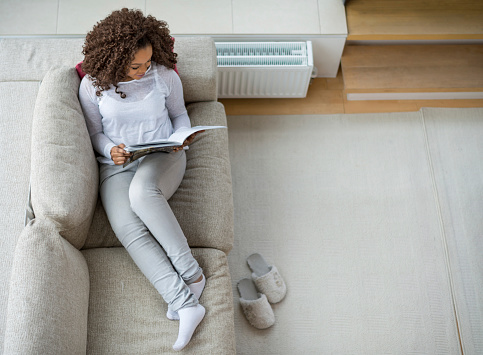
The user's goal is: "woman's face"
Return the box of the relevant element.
[125,43,153,81]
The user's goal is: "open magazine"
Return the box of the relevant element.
[123,125,226,167]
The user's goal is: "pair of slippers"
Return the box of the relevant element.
[237,253,287,329]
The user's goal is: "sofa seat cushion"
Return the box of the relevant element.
[83,101,234,254]
[82,247,235,354]
[82,198,122,249]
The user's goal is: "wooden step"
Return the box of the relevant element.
[346,0,483,41]
[341,44,483,100]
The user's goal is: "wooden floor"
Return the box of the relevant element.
[219,70,483,116]
[340,44,483,103]
[342,45,483,91]
[220,0,483,116]
[345,0,483,40]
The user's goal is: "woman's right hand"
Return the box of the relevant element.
[111,143,132,165]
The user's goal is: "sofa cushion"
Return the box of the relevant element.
[82,247,235,354]
[83,101,234,254]
[172,101,234,253]
[83,197,122,249]
[30,66,98,249]
[3,218,89,355]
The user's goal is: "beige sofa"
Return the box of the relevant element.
[0,37,235,354]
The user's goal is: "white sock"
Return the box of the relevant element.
[172,304,205,351]
[167,275,206,321]
[188,274,206,300]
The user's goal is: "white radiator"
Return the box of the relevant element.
[216,41,314,98]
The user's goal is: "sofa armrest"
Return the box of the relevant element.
[3,218,89,355]
[174,37,218,104]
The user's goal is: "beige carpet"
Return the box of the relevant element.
[226,108,483,354]
[423,108,483,355]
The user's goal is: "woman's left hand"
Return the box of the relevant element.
[172,130,205,152]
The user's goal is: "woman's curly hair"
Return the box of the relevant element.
[81,8,177,98]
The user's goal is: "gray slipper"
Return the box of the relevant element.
[237,278,275,329]
[247,253,287,304]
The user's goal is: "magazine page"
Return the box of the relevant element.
[167,126,225,146]
[124,125,225,152]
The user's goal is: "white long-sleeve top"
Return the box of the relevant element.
[78,62,190,165]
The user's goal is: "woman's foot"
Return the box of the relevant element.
[172,304,205,351]
[167,275,206,320]
[188,274,206,300]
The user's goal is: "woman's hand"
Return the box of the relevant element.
[172,130,205,152]
[111,143,133,165]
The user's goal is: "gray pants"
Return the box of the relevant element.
[99,151,202,312]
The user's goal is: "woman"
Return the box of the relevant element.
[78,8,205,351]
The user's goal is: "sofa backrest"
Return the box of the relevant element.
[0,39,85,82]
[0,37,218,103]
